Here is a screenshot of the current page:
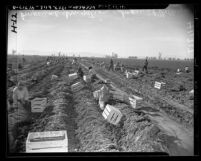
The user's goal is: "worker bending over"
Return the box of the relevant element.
[77,66,84,79]
[88,66,98,82]
[8,81,31,152]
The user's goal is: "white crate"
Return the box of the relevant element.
[83,75,91,83]
[129,97,137,109]
[51,75,58,81]
[69,73,78,81]
[133,70,139,76]
[71,82,84,92]
[129,95,142,109]
[132,95,143,101]
[31,98,47,113]
[102,105,123,125]
[26,130,68,153]
[189,89,194,94]
[93,90,101,100]
[126,72,132,79]
[154,81,162,89]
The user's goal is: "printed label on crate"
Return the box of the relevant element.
[26,130,68,153]
[154,81,162,89]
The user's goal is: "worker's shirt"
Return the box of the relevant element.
[89,69,95,76]
[13,86,29,106]
[99,85,110,102]
[144,61,148,66]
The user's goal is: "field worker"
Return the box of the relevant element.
[72,59,75,65]
[8,81,31,152]
[77,66,84,79]
[121,64,125,72]
[8,79,15,88]
[115,62,120,71]
[177,68,181,73]
[13,81,30,112]
[100,61,105,68]
[142,58,148,74]
[88,66,97,82]
[99,85,110,110]
[185,66,189,73]
[108,59,114,71]
[31,72,39,84]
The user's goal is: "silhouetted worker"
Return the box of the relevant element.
[120,64,125,72]
[115,62,121,71]
[8,81,31,152]
[77,66,84,78]
[108,59,114,71]
[22,55,26,65]
[185,66,189,73]
[142,58,148,74]
[88,66,97,82]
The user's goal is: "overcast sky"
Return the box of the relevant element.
[8,4,194,59]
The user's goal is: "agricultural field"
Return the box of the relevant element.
[7,55,194,156]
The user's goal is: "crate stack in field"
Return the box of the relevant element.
[71,82,84,92]
[102,105,123,125]
[31,97,47,113]
[26,130,68,152]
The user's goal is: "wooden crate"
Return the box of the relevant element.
[26,130,68,153]
[102,105,123,125]
[154,81,166,89]
[129,95,142,109]
[71,82,84,92]
[69,73,78,81]
[93,89,101,100]
[31,98,47,113]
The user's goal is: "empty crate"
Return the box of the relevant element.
[71,82,84,92]
[68,73,78,81]
[154,81,166,89]
[126,72,133,79]
[102,105,123,125]
[129,95,142,109]
[26,130,68,152]
[31,98,47,113]
[93,89,101,100]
